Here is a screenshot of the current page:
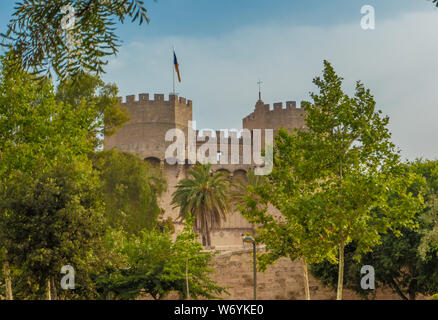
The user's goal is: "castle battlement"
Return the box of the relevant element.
[118,93,192,107]
[243,99,306,131]
[248,100,302,116]
[108,93,306,159]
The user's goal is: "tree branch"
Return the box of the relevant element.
[389,278,409,300]
[77,0,96,17]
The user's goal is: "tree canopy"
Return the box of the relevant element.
[240,60,423,300]
[55,71,130,149]
[95,215,228,300]
[171,163,232,247]
[312,160,438,300]
[91,149,167,234]
[0,54,108,299]
[2,0,152,78]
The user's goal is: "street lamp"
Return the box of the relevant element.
[242,234,257,300]
[186,258,190,300]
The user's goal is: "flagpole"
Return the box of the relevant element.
[172,46,175,94]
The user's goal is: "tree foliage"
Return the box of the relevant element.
[2,0,152,78]
[294,60,422,299]
[55,72,130,148]
[91,149,166,234]
[1,157,106,299]
[238,166,336,300]
[240,60,423,300]
[171,163,232,247]
[0,54,94,173]
[0,53,170,300]
[95,215,227,300]
[312,160,438,300]
[0,54,106,299]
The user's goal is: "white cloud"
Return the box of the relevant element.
[103,11,438,161]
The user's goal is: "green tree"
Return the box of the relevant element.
[171,163,232,248]
[1,157,105,300]
[416,160,438,260]
[95,226,173,300]
[298,61,422,299]
[0,54,83,299]
[55,72,130,149]
[243,61,422,300]
[91,149,166,234]
[312,160,438,300]
[95,215,227,300]
[239,168,338,300]
[163,215,228,300]
[2,0,152,78]
[0,54,106,299]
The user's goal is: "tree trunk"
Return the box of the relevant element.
[336,156,344,300]
[3,259,13,300]
[336,242,345,300]
[206,231,211,248]
[408,279,417,300]
[46,278,52,300]
[389,278,409,300]
[302,258,310,300]
[205,222,212,248]
[50,275,57,300]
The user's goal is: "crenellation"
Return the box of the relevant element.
[243,99,306,133]
[126,94,136,103]
[286,101,296,109]
[273,102,283,111]
[139,93,150,102]
[117,93,194,106]
[154,93,164,101]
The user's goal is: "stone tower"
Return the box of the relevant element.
[104,93,306,249]
[104,93,192,162]
[243,98,306,134]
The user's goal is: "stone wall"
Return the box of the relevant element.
[210,249,402,300]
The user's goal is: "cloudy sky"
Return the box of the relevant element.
[1,0,437,160]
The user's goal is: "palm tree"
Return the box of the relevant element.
[171,163,231,247]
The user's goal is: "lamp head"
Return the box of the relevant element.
[242,235,255,243]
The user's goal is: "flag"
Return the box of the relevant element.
[174,51,181,83]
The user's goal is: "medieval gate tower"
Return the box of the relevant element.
[104,93,306,249]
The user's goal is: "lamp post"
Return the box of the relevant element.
[186,258,190,300]
[242,234,257,300]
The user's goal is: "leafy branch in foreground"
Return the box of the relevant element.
[2,0,153,78]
